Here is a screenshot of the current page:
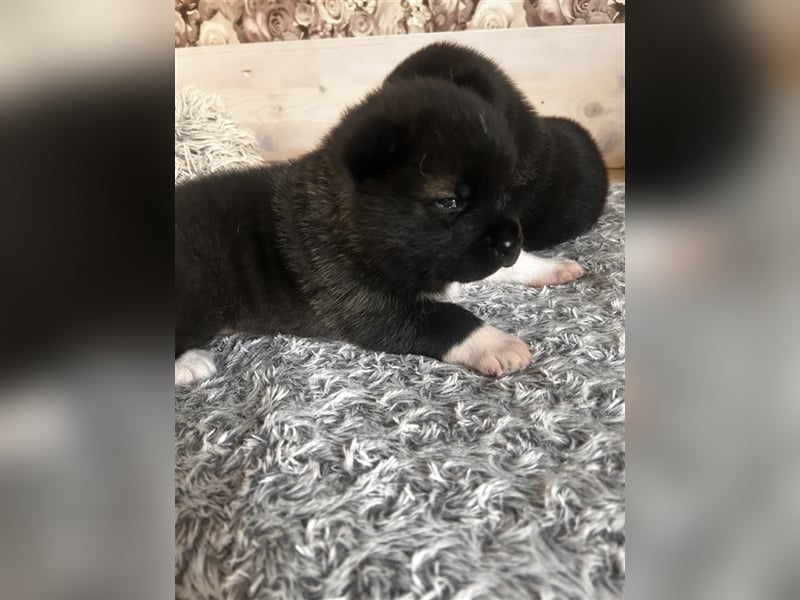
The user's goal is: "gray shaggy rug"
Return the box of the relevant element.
[175,88,625,600]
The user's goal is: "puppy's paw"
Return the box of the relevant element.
[484,252,586,287]
[175,350,216,386]
[527,258,586,287]
[443,324,533,377]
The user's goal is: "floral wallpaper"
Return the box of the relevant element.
[175,1,625,48]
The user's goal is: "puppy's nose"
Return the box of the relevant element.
[496,238,514,255]
[485,220,522,266]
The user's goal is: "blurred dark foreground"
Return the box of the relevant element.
[0,1,799,598]
[626,2,800,598]
[0,3,174,599]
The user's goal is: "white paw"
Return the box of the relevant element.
[175,350,216,386]
[443,323,533,377]
[484,252,586,287]
[527,257,586,287]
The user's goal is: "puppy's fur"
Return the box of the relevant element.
[176,77,532,379]
[175,44,609,383]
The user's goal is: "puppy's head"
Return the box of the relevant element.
[327,78,521,294]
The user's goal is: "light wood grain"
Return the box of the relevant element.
[608,169,625,183]
[175,25,625,167]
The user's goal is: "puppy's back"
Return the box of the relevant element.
[385,42,533,119]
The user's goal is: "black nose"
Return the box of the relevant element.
[484,220,522,266]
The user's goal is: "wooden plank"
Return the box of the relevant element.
[608,169,625,184]
[175,25,625,168]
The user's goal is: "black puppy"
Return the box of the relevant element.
[384,42,609,287]
[175,77,534,384]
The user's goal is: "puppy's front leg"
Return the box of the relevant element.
[442,321,533,377]
[342,301,533,377]
[483,251,585,287]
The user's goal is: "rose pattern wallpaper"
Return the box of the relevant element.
[175,1,625,48]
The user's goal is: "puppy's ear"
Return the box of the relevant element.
[342,119,407,183]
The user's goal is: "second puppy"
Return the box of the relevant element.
[385,42,609,287]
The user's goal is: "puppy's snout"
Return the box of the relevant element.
[484,220,522,267]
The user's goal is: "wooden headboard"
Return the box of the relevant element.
[175,25,624,168]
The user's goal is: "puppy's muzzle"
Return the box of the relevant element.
[484,219,522,267]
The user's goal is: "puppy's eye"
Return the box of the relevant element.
[434,197,463,212]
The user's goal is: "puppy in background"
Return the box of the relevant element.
[176,78,532,384]
[384,42,609,288]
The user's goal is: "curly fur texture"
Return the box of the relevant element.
[175,88,265,184]
[175,87,625,599]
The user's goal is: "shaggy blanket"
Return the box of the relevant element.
[175,88,625,600]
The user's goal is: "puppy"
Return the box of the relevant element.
[176,78,533,385]
[384,42,609,287]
